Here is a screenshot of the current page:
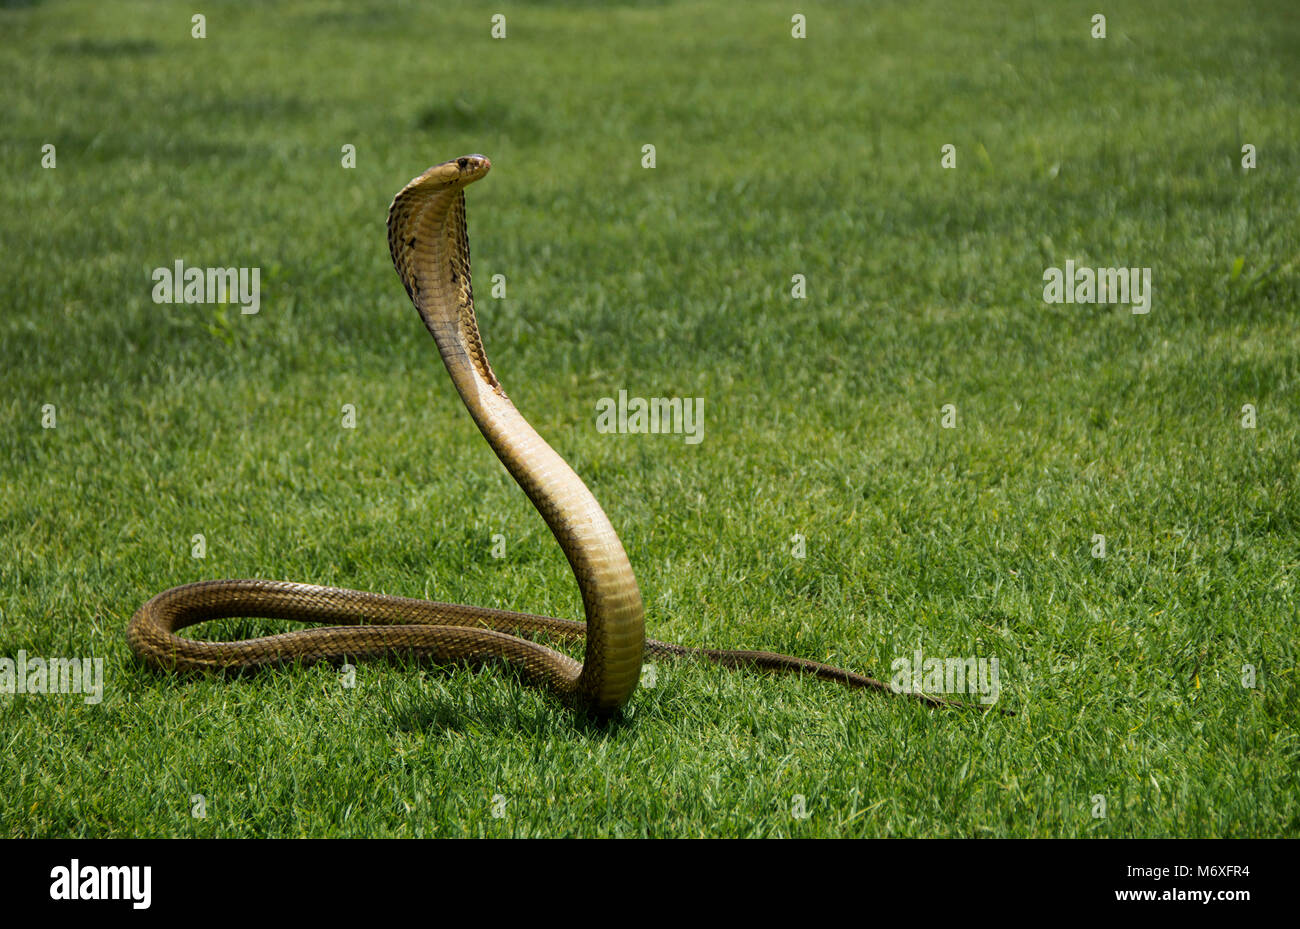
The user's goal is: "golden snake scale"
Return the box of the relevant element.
[127,155,969,716]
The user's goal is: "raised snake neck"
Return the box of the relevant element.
[127,155,979,717]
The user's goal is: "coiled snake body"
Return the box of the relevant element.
[128,155,960,716]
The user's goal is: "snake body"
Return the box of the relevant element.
[128,155,962,715]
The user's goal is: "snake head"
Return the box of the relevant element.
[416,154,492,190]
[387,153,493,304]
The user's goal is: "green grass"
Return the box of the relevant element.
[1,0,1297,838]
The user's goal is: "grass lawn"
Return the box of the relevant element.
[1,0,1297,838]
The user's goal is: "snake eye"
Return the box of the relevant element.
[457,157,470,170]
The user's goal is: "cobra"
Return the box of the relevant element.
[128,155,968,716]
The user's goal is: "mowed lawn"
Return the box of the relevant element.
[0,1,1296,837]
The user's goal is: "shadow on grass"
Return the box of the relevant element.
[53,37,159,56]
[128,647,632,737]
